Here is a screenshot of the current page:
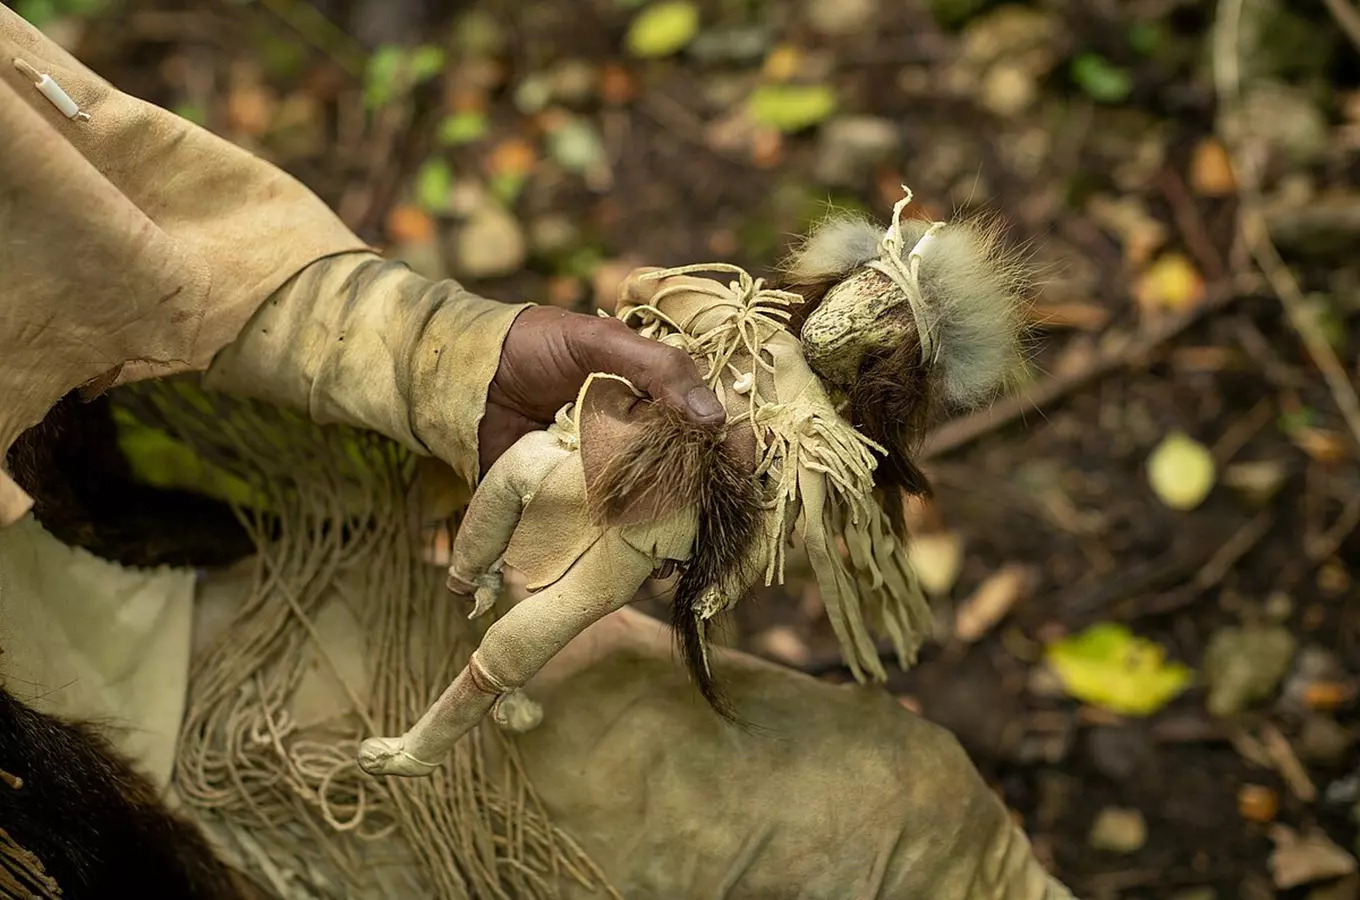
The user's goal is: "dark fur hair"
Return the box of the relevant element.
[587,404,760,724]
[5,391,254,569]
[0,688,265,899]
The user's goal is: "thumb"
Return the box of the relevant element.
[564,316,726,426]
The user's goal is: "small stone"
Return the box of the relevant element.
[1088,807,1148,854]
[1086,726,1153,781]
[688,25,772,64]
[451,202,526,279]
[1203,622,1296,717]
[752,625,811,667]
[814,116,901,185]
[806,0,878,37]
[1239,784,1280,823]
[391,237,447,282]
[1190,137,1237,197]
[981,63,1038,117]
[1222,81,1330,168]
[529,214,581,257]
[1223,460,1289,507]
[1298,715,1356,765]
[1270,825,1358,890]
[548,59,598,106]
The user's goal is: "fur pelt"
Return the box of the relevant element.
[0,688,265,899]
[587,403,760,723]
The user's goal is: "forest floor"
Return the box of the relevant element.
[21,0,1360,895]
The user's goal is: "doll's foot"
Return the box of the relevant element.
[492,690,543,734]
[357,736,440,778]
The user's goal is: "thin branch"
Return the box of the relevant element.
[1213,0,1360,452]
[1323,0,1360,53]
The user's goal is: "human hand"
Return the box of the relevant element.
[478,306,726,474]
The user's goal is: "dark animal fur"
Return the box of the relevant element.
[588,404,761,723]
[6,391,255,569]
[0,688,265,899]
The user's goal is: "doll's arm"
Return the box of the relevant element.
[446,429,571,617]
[616,268,747,340]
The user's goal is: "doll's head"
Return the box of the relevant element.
[780,188,1033,495]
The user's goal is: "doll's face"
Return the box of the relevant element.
[801,267,913,389]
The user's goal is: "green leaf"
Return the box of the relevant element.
[489,171,528,206]
[112,407,264,512]
[437,111,489,146]
[365,44,446,111]
[1278,406,1316,436]
[365,45,406,110]
[174,103,208,126]
[1128,22,1163,56]
[1045,623,1193,717]
[15,0,59,29]
[409,45,447,83]
[414,158,454,214]
[747,83,838,132]
[1070,52,1133,103]
[625,1,700,59]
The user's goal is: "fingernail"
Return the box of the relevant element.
[686,386,725,422]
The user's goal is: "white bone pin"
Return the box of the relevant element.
[13,58,91,121]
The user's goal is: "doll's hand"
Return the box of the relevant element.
[479,306,725,473]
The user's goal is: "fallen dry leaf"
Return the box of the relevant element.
[1133,252,1207,317]
[485,137,538,179]
[762,44,803,81]
[752,625,811,667]
[750,127,784,168]
[227,82,276,137]
[1088,807,1147,854]
[1303,680,1358,711]
[954,564,1034,643]
[1087,194,1167,267]
[1290,426,1350,464]
[1189,136,1237,197]
[600,63,637,105]
[1237,784,1279,823]
[907,531,964,596]
[1268,825,1357,889]
[385,204,437,244]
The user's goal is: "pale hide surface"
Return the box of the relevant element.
[0,5,368,526]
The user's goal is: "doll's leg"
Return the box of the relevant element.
[446,429,569,616]
[358,532,655,777]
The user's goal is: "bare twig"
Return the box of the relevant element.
[1213,0,1360,452]
[1323,0,1360,52]
[1122,511,1273,619]
[920,285,1240,460]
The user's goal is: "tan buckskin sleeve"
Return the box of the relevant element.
[0,6,368,527]
[206,254,530,486]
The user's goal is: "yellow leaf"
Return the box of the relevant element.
[1133,252,1205,316]
[1044,622,1193,716]
[624,1,700,59]
[1189,137,1236,197]
[1147,431,1216,511]
[762,44,802,82]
